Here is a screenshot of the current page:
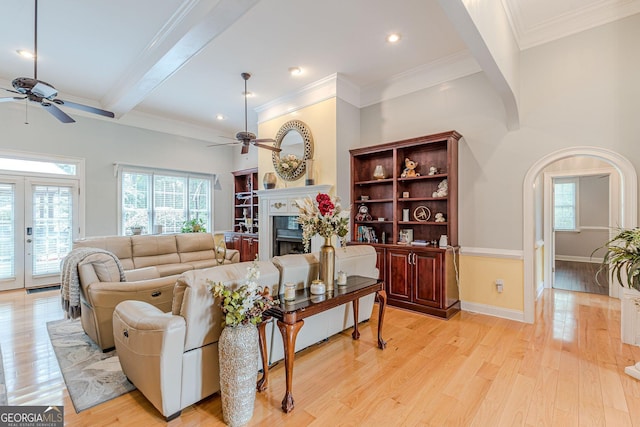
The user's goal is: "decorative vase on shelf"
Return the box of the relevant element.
[319,236,335,291]
[218,323,259,427]
[372,164,386,180]
[263,172,277,189]
[305,159,315,186]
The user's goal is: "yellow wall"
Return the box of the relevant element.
[459,255,524,311]
[257,98,337,192]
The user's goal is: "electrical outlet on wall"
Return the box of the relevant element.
[496,279,504,293]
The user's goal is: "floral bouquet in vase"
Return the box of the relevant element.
[297,193,350,252]
[208,260,277,327]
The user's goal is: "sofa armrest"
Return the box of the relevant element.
[114,300,185,340]
[113,300,186,417]
[83,276,177,310]
[225,248,240,263]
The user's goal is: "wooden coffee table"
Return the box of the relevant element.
[256,275,387,413]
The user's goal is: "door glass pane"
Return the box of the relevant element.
[32,185,73,276]
[0,184,15,279]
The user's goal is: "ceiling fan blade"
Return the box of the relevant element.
[253,138,276,143]
[53,99,115,118]
[207,141,239,148]
[0,96,26,103]
[252,141,281,152]
[241,144,249,155]
[217,135,237,141]
[2,88,22,95]
[41,102,75,123]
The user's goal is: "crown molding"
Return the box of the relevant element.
[501,0,640,50]
[255,51,480,123]
[359,50,481,107]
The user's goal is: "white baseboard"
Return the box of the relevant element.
[461,301,525,323]
[555,255,603,264]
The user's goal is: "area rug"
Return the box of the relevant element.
[0,344,7,405]
[46,319,135,413]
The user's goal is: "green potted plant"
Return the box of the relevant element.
[598,227,640,379]
[181,218,207,233]
[598,228,640,291]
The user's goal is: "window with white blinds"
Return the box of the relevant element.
[0,183,15,279]
[120,167,213,235]
[554,178,578,231]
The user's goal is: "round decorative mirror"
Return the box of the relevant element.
[272,120,314,181]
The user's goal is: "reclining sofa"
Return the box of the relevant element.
[112,245,379,420]
[72,233,239,350]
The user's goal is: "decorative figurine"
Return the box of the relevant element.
[400,158,420,178]
[432,179,448,198]
[355,204,372,221]
[428,166,438,176]
[434,212,446,222]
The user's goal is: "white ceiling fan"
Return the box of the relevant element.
[209,73,280,154]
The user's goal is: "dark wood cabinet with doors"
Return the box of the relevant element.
[349,131,461,318]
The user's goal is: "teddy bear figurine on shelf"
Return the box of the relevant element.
[434,212,446,222]
[355,204,372,221]
[428,166,438,176]
[432,179,448,198]
[400,158,420,178]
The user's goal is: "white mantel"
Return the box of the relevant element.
[256,184,332,260]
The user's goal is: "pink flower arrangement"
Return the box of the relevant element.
[297,193,350,251]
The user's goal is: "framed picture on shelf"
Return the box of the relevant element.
[399,229,413,244]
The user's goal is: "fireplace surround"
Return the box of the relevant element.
[256,184,331,260]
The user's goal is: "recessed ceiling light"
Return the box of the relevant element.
[289,67,302,76]
[16,49,35,59]
[387,33,401,43]
[215,114,225,120]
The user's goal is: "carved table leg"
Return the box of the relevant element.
[351,299,360,340]
[277,319,304,413]
[256,319,269,392]
[376,290,387,349]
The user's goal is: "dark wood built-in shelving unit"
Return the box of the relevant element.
[225,168,259,262]
[349,131,461,319]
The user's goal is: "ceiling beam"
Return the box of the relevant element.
[438,0,520,131]
[102,0,260,116]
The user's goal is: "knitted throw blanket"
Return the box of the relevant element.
[60,247,126,319]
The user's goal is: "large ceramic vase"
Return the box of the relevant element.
[218,323,259,427]
[319,236,335,291]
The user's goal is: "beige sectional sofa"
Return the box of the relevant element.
[112,245,379,420]
[72,233,239,350]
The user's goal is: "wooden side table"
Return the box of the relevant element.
[257,275,387,412]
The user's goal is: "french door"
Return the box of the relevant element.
[0,176,78,291]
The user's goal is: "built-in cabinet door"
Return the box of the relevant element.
[242,236,258,262]
[386,248,411,301]
[413,251,442,308]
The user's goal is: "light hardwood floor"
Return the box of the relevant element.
[1,288,640,426]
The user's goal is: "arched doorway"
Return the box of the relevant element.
[522,147,637,323]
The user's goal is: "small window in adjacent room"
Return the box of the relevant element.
[553,178,579,231]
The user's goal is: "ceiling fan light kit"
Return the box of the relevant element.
[1,0,115,123]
